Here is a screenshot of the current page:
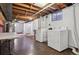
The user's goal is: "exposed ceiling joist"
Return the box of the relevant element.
[13,9,26,16]
[13,3,40,11]
[13,8,34,14]
[32,3,54,16]
[12,6,36,13]
[16,15,34,20]
[56,3,67,9]
[24,3,42,9]
[12,3,73,21]
[13,7,49,15]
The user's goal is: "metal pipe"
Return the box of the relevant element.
[32,3,54,16]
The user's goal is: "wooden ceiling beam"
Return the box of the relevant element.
[23,3,42,9]
[13,12,33,17]
[13,8,25,14]
[13,15,30,20]
[13,3,40,11]
[12,3,69,21]
[56,3,67,9]
[13,8,49,14]
[51,4,60,10]
[13,12,25,16]
[15,18,26,21]
[13,8,34,16]
[49,7,57,10]
[16,15,34,20]
[12,6,36,13]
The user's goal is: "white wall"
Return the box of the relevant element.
[14,20,34,35]
[63,4,79,48]
[15,22,24,33]
[41,16,45,28]
[62,5,77,48]
[24,22,34,35]
[47,5,78,48]
[36,15,49,30]
[38,16,47,29]
[44,15,49,29]
[74,4,79,48]
[35,15,49,42]
[33,19,39,30]
[38,17,43,29]
[75,4,79,37]
[34,4,79,48]
[46,14,53,29]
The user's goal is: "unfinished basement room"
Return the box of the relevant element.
[0,3,79,55]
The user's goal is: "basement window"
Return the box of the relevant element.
[52,10,63,21]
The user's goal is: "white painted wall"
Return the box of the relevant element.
[15,22,24,33]
[62,4,79,48]
[24,22,34,35]
[62,5,77,48]
[75,4,79,38]
[74,4,79,48]
[14,20,34,35]
[35,4,79,48]
[38,17,43,29]
[47,5,79,48]
[41,16,45,28]
[33,19,39,30]
[44,15,49,29]
[46,14,53,29]
[35,15,49,30]
[38,16,47,29]
[35,15,49,42]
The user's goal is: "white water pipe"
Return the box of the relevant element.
[71,47,79,55]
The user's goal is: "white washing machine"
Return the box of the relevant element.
[48,29,68,52]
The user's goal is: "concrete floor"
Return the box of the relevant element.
[13,35,74,55]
